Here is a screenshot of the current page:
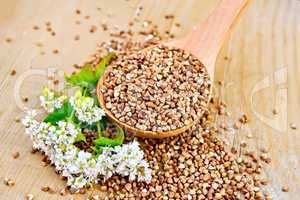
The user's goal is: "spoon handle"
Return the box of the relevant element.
[174,0,251,77]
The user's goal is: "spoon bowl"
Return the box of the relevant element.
[96,60,212,138]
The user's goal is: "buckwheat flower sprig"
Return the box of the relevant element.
[40,87,67,113]
[69,90,105,124]
[22,110,151,190]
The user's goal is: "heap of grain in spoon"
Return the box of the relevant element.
[100,45,211,132]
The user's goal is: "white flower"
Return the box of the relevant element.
[84,159,98,178]
[69,90,105,124]
[96,149,115,180]
[57,121,79,139]
[40,87,67,113]
[135,160,152,183]
[67,174,90,190]
[21,109,38,127]
[112,141,152,182]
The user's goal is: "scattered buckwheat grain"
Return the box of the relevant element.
[75,9,81,15]
[53,80,59,85]
[290,123,297,130]
[35,42,43,47]
[74,35,80,41]
[23,97,29,102]
[272,109,278,115]
[41,186,50,192]
[90,25,97,33]
[239,114,249,124]
[59,188,67,196]
[12,152,20,159]
[4,178,15,187]
[25,194,34,200]
[33,25,39,30]
[10,69,16,76]
[15,117,21,123]
[53,49,59,54]
[282,185,289,192]
[5,37,12,43]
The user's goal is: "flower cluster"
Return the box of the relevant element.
[40,87,67,113]
[22,110,151,190]
[69,90,105,124]
[98,141,152,182]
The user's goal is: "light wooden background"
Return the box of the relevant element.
[0,0,299,199]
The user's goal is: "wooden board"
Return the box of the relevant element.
[0,0,299,199]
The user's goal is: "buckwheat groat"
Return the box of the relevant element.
[101,45,211,132]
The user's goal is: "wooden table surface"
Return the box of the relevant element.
[0,0,299,199]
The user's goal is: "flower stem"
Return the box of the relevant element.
[96,121,102,137]
[67,109,75,123]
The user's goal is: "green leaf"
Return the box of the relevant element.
[93,124,124,147]
[44,101,73,124]
[91,146,103,157]
[95,52,115,79]
[75,132,87,143]
[65,53,115,89]
[64,65,97,89]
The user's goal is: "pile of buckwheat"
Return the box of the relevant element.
[83,21,271,200]
[99,114,267,199]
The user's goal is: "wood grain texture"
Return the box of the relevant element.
[0,0,299,199]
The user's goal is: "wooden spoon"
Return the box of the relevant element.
[97,0,251,138]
